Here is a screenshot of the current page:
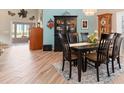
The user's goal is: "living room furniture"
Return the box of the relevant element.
[98,13,112,38]
[54,16,77,51]
[29,27,43,50]
[85,33,114,82]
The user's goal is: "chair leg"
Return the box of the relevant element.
[62,57,65,71]
[75,61,77,66]
[111,59,115,73]
[106,61,110,77]
[69,62,72,79]
[73,61,76,66]
[96,66,99,82]
[84,58,87,72]
[73,61,77,66]
[117,57,121,69]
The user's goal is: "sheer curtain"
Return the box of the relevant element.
[116,11,124,56]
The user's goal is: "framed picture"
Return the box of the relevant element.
[82,20,88,29]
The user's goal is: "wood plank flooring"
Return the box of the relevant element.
[0,44,67,84]
[0,43,123,84]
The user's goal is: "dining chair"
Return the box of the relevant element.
[80,32,89,42]
[67,32,79,66]
[58,32,78,79]
[85,33,114,82]
[109,33,123,73]
[68,32,79,43]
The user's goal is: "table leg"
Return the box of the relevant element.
[81,53,86,72]
[77,51,82,82]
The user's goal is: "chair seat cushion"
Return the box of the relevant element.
[86,52,107,64]
[64,51,78,61]
[71,52,78,60]
[85,52,97,62]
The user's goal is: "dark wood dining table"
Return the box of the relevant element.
[70,42,98,82]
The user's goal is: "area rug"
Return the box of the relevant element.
[53,57,124,84]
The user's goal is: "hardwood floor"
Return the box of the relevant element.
[0,43,123,84]
[0,44,67,84]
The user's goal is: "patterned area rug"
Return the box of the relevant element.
[53,57,124,84]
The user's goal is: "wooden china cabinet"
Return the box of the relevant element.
[97,13,112,37]
[54,16,77,51]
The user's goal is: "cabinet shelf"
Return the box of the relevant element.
[54,16,77,51]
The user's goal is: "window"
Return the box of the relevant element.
[117,12,124,33]
[12,22,34,38]
[122,16,124,33]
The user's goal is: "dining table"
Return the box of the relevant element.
[70,42,98,82]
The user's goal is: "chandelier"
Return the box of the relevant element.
[83,9,97,16]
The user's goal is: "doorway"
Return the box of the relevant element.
[12,22,34,43]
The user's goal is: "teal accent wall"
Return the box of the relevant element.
[43,9,96,48]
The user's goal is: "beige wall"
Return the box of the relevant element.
[0,9,42,45]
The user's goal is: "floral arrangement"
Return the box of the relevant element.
[88,33,97,43]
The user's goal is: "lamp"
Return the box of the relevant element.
[83,9,97,16]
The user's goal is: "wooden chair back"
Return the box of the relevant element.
[68,32,79,43]
[80,32,89,42]
[58,33,71,60]
[112,33,123,59]
[97,33,114,63]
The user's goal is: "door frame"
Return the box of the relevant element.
[11,21,35,43]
